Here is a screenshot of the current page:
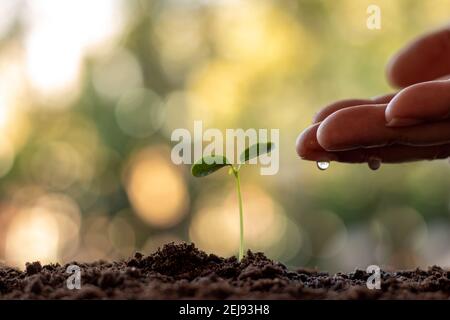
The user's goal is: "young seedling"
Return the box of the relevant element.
[191,142,274,261]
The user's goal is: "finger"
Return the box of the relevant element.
[312,93,396,123]
[386,80,450,127]
[317,104,450,151]
[387,26,450,88]
[296,124,450,163]
[296,123,339,161]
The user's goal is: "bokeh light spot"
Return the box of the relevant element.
[125,147,189,228]
[5,206,57,267]
[115,88,166,138]
[92,48,143,101]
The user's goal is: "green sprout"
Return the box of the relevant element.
[191,142,274,261]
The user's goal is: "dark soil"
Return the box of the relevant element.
[1,242,450,299]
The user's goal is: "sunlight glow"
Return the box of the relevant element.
[125,147,189,228]
[24,0,123,99]
[4,193,81,267]
[5,207,59,268]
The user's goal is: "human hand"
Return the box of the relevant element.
[297,26,450,167]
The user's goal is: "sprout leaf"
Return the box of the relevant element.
[239,142,274,163]
[191,155,230,177]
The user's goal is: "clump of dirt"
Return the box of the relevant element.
[0,242,449,299]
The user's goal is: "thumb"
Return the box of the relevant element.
[387,26,450,88]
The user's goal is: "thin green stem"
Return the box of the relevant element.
[233,167,244,261]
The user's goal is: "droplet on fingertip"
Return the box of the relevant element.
[317,161,330,170]
[368,157,381,171]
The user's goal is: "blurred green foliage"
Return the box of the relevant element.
[0,0,450,271]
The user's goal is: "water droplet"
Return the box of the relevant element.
[317,161,330,170]
[368,157,381,171]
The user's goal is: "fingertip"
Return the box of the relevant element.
[311,112,322,124]
[296,124,339,161]
[317,104,389,151]
[295,125,317,158]
[295,130,307,158]
[385,80,450,126]
[385,89,404,125]
[386,52,406,88]
[385,82,426,124]
[316,106,353,151]
[316,115,340,152]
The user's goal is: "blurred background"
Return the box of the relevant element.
[1,0,450,272]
